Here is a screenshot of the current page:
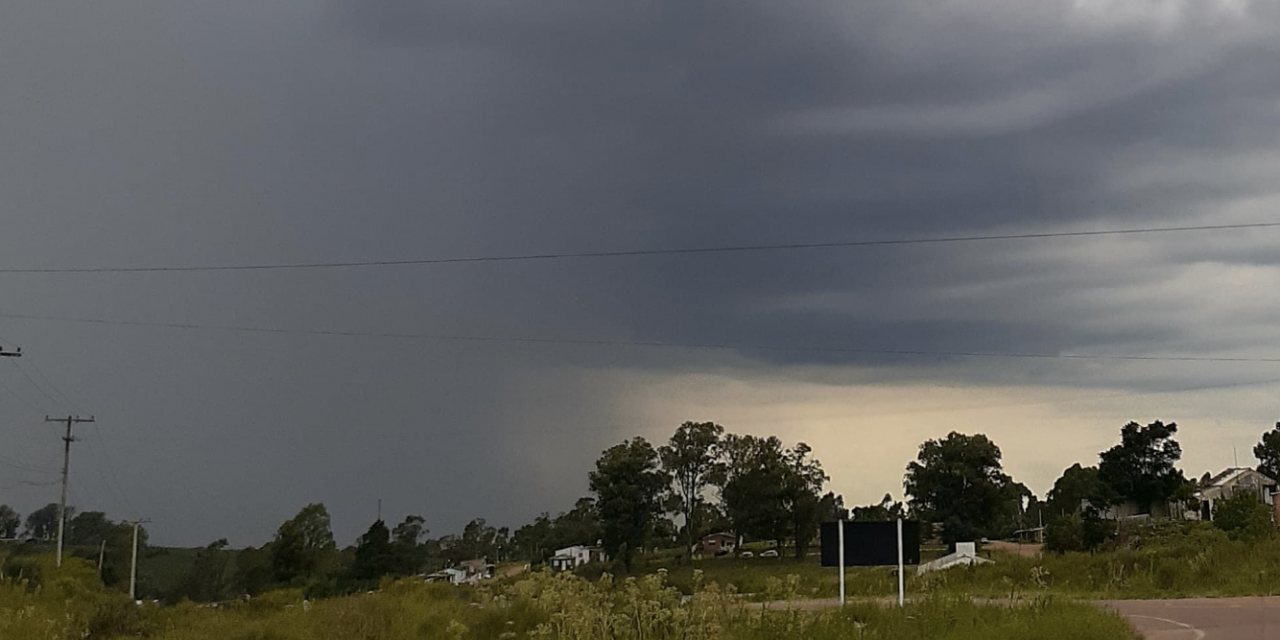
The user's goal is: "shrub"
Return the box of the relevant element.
[1213,491,1274,539]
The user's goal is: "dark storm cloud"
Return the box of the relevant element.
[3,0,1280,544]
[328,0,1280,381]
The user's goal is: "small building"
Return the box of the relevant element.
[549,544,604,571]
[424,567,468,586]
[1195,468,1278,520]
[459,558,495,581]
[699,532,736,556]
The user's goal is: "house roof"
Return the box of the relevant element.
[1204,467,1275,488]
[702,532,734,540]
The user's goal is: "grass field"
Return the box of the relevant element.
[640,521,1280,602]
[1,555,1139,639]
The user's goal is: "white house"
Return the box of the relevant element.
[1195,468,1278,520]
[424,567,468,586]
[549,544,604,571]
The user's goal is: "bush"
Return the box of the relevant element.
[1045,511,1110,553]
[1213,491,1274,539]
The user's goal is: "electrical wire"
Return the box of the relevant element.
[83,431,139,520]
[2,311,1280,364]
[7,359,63,412]
[0,371,48,416]
[0,221,1275,274]
[20,359,85,415]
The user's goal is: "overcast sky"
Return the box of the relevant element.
[2,0,1280,547]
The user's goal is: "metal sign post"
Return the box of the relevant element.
[837,519,845,606]
[821,518,919,608]
[896,518,905,607]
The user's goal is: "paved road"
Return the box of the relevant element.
[757,595,1280,637]
[1107,597,1280,639]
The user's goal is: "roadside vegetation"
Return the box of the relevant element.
[641,516,1280,602]
[1,554,1137,640]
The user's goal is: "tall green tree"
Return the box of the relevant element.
[391,515,429,574]
[1046,464,1115,517]
[97,522,147,589]
[1098,421,1187,511]
[720,435,791,547]
[780,443,830,559]
[0,505,19,539]
[850,494,905,522]
[1254,422,1280,480]
[271,503,336,584]
[66,511,114,546]
[171,539,232,602]
[904,432,1017,545]
[23,503,67,541]
[589,437,669,570]
[350,520,396,581]
[659,421,726,560]
[233,545,275,595]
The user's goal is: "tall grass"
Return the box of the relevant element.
[945,523,1280,599]
[651,521,1280,601]
[3,556,1136,639]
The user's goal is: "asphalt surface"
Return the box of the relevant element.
[1107,597,1280,639]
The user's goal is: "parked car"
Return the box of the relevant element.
[760,549,779,558]
[739,551,754,558]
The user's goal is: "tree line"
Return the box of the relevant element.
[8,418,1280,602]
[0,504,145,589]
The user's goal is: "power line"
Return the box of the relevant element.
[84,430,140,520]
[20,359,85,414]
[3,311,1280,364]
[0,371,48,416]
[0,221,1276,274]
[0,452,60,475]
[0,478,60,491]
[9,360,65,411]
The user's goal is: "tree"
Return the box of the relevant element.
[1046,464,1115,517]
[851,494,905,522]
[171,539,232,602]
[1254,422,1280,480]
[66,511,115,546]
[511,498,602,565]
[1044,510,1110,553]
[0,505,19,539]
[780,443,830,559]
[349,520,396,581]
[589,437,669,570]
[271,503,336,584]
[1098,421,1187,511]
[97,522,147,589]
[720,435,791,548]
[233,545,275,595]
[391,515,428,574]
[904,432,1017,545]
[23,503,68,541]
[658,421,725,561]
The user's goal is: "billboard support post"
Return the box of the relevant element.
[896,517,905,607]
[837,519,845,606]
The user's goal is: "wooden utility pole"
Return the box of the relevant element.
[127,519,151,601]
[44,414,95,567]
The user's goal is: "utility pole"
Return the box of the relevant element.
[127,519,151,601]
[44,414,95,567]
[98,539,106,573]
